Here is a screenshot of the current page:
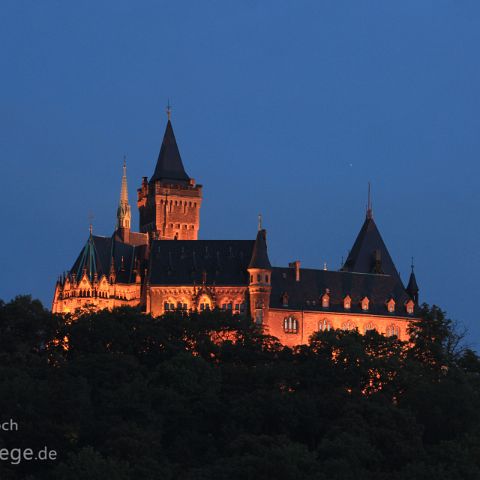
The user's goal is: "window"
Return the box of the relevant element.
[283,316,298,334]
[342,320,356,331]
[282,292,289,307]
[265,274,269,283]
[257,274,261,282]
[405,300,414,315]
[255,309,263,325]
[318,318,331,332]
[344,295,351,310]
[387,299,395,313]
[322,293,330,308]
[361,297,369,311]
[250,275,253,283]
[386,324,400,338]
[364,322,376,333]
[164,302,175,311]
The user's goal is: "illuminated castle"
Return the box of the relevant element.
[52,114,419,345]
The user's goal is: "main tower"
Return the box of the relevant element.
[137,112,202,240]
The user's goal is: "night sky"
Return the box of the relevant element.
[2,2,479,347]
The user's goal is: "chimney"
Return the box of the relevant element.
[289,260,301,282]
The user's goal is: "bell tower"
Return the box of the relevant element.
[138,110,202,240]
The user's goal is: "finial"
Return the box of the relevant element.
[88,212,94,235]
[258,213,263,231]
[411,256,414,272]
[366,182,373,219]
[123,155,126,171]
[166,99,172,121]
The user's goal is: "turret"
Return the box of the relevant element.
[116,157,131,243]
[406,259,419,304]
[247,220,272,328]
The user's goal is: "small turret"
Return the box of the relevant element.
[406,259,419,304]
[248,220,272,328]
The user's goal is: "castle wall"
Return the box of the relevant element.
[266,308,411,347]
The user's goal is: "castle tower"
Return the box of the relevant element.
[137,114,202,241]
[248,224,272,328]
[116,157,131,243]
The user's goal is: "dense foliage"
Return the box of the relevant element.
[0,296,479,479]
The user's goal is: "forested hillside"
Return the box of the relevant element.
[0,297,479,479]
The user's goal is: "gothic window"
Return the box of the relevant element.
[342,320,356,331]
[318,318,332,332]
[364,322,376,333]
[386,324,400,338]
[255,309,263,325]
[344,295,351,310]
[199,295,212,311]
[250,275,253,283]
[164,302,175,311]
[257,274,261,282]
[283,316,298,334]
[265,274,269,283]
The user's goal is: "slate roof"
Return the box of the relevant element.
[270,266,414,316]
[149,240,255,286]
[151,120,190,184]
[406,269,419,296]
[248,229,272,269]
[70,235,146,284]
[343,216,400,281]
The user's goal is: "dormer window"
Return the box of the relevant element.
[343,295,351,310]
[361,297,369,311]
[405,299,415,315]
[322,292,330,308]
[387,298,395,313]
[281,292,289,307]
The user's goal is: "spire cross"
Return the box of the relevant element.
[166,99,172,121]
[411,256,414,272]
[366,182,373,219]
[123,155,126,171]
[258,213,263,231]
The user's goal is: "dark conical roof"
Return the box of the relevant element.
[248,229,272,269]
[343,216,400,280]
[151,120,190,184]
[406,269,419,295]
[72,233,103,280]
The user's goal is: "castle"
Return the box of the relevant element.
[52,113,419,345]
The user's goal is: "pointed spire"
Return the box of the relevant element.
[117,157,131,236]
[248,228,272,270]
[258,213,263,231]
[120,155,128,204]
[366,182,373,219]
[406,257,419,304]
[150,118,190,184]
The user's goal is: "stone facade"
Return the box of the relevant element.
[52,116,420,345]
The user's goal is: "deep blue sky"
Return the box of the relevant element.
[2,1,479,347]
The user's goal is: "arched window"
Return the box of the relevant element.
[364,322,376,333]
[199,295,212,311]
[343,295,351,310]
[283,316,298,334]
[386,324,400,338]
[318,318,332,332]
[281,292,289,307]
[405,300,415,315]
[342,320,356,331]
